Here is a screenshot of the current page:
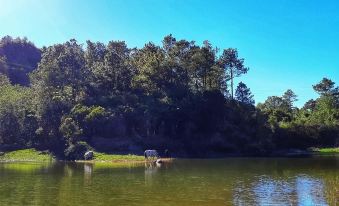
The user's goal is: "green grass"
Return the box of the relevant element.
[0,149,54,162]
[0,149,144,162]
[93,152,144,162]
[311,147,339,154]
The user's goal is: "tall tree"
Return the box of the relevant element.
[162,34,176,53]
[131,42,165,94]
[30,39,87,148]
[312,78,335,96]
[219,48,249,99]
[282,89,298,109]
[235,82,254,105]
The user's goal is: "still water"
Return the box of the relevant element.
[0,157,338,206]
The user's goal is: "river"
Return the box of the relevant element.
[0,156,338,205]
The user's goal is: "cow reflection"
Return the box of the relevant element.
[84,163,93,185]
[144,161,161,185]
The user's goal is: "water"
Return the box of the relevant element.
[0,157,338,206]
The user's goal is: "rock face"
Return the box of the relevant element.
[84,151,94,160]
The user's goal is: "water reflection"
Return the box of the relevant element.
[0,157,337,206]
[144,161,161,185]
[84,163,93,185]
[296,176,327,206]
[233,174,330,205]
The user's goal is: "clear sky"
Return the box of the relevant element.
[1,0,338,107]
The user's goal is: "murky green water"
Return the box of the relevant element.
[0,157,338,206]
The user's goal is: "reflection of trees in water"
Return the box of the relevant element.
[324,174,338,206]
[64,163,74,177]
[233,175,330,205]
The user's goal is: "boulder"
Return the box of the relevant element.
[84,151,94,160]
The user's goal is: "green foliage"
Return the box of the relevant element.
[235,82,254,105]
[307,95,339,126]
[85,106,106,122]
[282,89,298,109]
[1,35,338,158]
[0,84,37,146]
[219,48,249,99]
[0,36,41,85]
[312,78,336,96]
[259,78,339,149]
[257,95,292,127]
[59,117,82,144]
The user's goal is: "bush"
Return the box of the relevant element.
[64,141,91,160]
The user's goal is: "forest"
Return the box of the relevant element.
[0,35,338,159]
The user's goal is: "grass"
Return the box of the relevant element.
[0,149,144,163]
[0,149,54,162]
[314,147,339,153]
[93,152,144,162]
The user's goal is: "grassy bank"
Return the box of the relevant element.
[92,152,144,162]
[0,149,144,162]
[0,149,54,162]
[312,147,339,154]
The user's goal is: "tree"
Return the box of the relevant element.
[0,56,8,75]
[30,39,87,149]
[308,95,339,126]
[59,117,82,144]
[85,40,106,69]
[282,89,298,109]
[312,78,335,96]
[162,34,176,52]
[131,42,165,94]
[0,36,41,85]
[257,96,291,125]
[219,48,249,99]
[31,39,87,104]
[303,99,316,112]
[235,82,254,105]
[0,74,10,87]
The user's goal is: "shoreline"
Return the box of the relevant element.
[0,148,338,163]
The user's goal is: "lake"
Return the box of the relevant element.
[0,157,338,206]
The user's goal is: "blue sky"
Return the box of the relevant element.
[1,0,338,107]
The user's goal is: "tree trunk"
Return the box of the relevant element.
[231,68,234,99]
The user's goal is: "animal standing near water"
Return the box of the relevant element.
[144,150,159,160]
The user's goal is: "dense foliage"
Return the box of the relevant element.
[0,36,41,85]
[0,35,338,158]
